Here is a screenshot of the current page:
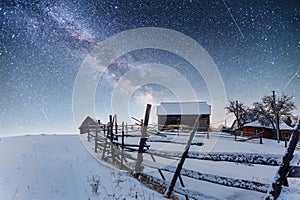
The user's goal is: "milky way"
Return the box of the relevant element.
[0,0,299,135]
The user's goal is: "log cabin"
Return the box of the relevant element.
[157,102,211,131]
[79,116,99,134]
[242,120,294,140]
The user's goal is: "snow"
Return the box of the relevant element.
[157,101,211,115]
[0,134,164,200]
[148,135,203,146]
[243,120,293,130]
[278,186,300,200]
[1,131,300,200]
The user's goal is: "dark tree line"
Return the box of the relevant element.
[226,92,296,142]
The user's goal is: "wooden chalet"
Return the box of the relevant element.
[79,116,100,134]
[242,120,294,140]
[157,102,211,131]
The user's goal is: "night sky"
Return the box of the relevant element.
[0,0,299,136]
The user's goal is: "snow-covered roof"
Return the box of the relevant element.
[243,120,293,130]
[157,102,211,116]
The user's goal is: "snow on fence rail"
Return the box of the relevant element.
[145,150,282,166]
[163,165,269,193]
[141,160,270,193]
[139,173,219,200]
[147,136,203,146]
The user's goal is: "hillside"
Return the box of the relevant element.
[0,134,164,200]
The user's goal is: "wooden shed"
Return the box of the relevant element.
[157,102,211,131]
[79,116,99,134]
[242,120,293,140]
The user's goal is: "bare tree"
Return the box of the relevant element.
[253,92,296,142]
[225,100,253,130]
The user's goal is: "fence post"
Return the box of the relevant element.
[235,131,237,141]
[109,115,113,142]
[260,131,263,144]
[114,114,118,141]
[177,118,180,136]
[165,116,199,198]
[87,128,90,142]
[284,134,288,148]
[134,104,151,178]
[103,125,106,137]
[121,122,125,167]
[265,121,300,200]
[122,122,125,148]
[95,127,98,153]
[109,115,115,165]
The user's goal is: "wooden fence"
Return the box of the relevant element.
[82,105,300,200]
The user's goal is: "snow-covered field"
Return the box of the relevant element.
[0,134,164,200]
[1,132,299,200]
[81,131,300,200]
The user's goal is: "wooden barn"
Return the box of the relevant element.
[79,116,99,134]
[157,102,211,131]
[242,120,293,140]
